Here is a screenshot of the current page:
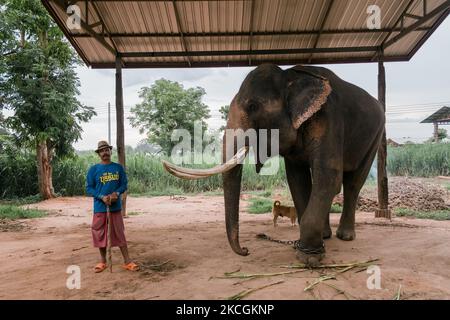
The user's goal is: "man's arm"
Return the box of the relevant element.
[86,166,104,200]
[114,164,128,196]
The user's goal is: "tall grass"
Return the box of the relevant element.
[1,142,448,199]
[0,150,38,198]
[0,152,288,198]
[394,207,450,221]
[387,143,450,177]
[0,205,47,219]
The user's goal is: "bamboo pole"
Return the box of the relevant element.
[106,204,112,273]
[115,56,128,218]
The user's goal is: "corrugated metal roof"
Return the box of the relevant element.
[42,0,450,68]
[421,106,450,123]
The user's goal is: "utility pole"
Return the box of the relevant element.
[108,102,111,144]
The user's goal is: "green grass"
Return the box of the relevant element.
[0,152,288,199]
[445,183,450,191]
[1,143,448,200]
[387,143,450,177]
[330,203,343,213]
[0,205,47,220]
[247,197,273,214]
[245,190,273,198]
[394,207,450,221]
[0,194,42,206]
[127,211,141,216]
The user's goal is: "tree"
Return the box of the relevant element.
[129,79,210,155]
[135,140,161,154]
[218,105,230,131]
[0,0,95,199]
[427,128,448,143]
[0,112,11,152]
[436,128,448,141]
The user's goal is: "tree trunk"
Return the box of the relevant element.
[36,140,55,200]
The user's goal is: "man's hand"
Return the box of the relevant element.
[110,192,119,203]
[102,195,111,206]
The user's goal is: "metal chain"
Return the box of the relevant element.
[256,233,299,248]
[256,233,325,254]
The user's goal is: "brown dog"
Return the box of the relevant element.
[272,200,297,227]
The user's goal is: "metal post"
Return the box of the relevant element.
[115,56,127,217]
[375,60,391,219]
[108,102,111,144]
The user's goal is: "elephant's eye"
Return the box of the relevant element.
[246,101,258,113]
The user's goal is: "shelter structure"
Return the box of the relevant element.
[42,0,450,218]
[421,106,450,142]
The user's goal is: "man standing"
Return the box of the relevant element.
[86,140,139,273]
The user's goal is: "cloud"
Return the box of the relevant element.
[122,68,214,88]
[73,19,450,150]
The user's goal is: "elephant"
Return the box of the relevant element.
[163,63,385,266]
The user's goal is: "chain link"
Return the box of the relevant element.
[256,233,324,254]
[256,233,299,248]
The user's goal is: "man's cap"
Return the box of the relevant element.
[95,140,113,153]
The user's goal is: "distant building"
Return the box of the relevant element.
[420,106,450,143]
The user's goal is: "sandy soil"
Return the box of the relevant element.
[1,195,450,300]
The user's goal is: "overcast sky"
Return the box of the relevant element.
[69,18,449,150]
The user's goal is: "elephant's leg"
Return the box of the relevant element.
[284,158,311,226]
[297,167,341,266]
[337,141,379,241]
[336,173,360,241]
[323,212,332,239]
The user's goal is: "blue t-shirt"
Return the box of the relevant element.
[86,162,128,213]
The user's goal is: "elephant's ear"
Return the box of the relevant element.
[286,71,332,130]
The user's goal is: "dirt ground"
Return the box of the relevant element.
[1,194,450,300]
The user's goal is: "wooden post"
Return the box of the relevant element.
[434,122,439,143]
[375,60,391,219]
[115,56,127,217]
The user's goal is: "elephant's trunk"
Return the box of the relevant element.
[223,163,248,256]
[161,133,249,256]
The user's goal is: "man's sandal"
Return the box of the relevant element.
[122,262,140,271]
[94,262,108,273]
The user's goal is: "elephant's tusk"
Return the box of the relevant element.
[162,146,248,180]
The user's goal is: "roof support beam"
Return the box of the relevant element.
[85,0,88,25]
[120,46,379,58]
[372,0,415,61]
[54,0,116,56]
[89,55,416,68]
[115,55,128,216]
[70,27,432,38]
[383,0,450,50]
[115,56,125,168]
[248,0,255,66]
[172,0,191,66]
[375,55,391,219]
[91,1,120,54]
[308,0,335,63]
[404,13,423,20]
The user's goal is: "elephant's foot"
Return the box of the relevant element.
[336,227,355,241]
[323,226,332,239]
[296,251,325,267]
[295,241,325,267]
